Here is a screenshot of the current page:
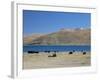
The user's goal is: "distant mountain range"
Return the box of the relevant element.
[24,28,90,45]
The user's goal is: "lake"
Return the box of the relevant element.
[23,45,90,52]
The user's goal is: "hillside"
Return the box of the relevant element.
[24,28,91,45]
[23,34,44,45]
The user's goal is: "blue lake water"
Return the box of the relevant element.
[23,45,90,52]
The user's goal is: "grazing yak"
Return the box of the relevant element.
[68,51,73,55]
[44,51,50,53]
[83,52,86,55]
[48,53,57,57]
[28,51,39,54]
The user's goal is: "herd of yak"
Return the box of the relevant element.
[27,50,87,57]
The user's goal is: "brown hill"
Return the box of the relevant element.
[23,34,45,45]
[28,28,90,45]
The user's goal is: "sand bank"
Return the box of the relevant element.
[23,52,90,69]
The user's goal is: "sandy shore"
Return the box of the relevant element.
[23,52,91,69]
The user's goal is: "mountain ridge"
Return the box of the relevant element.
[24,28,90,45]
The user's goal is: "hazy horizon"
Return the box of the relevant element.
[24,27,90,37]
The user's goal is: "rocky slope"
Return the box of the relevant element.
[25,28,90,45]
[24,29,91,45]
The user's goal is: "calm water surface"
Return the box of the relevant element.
[23,45,90,52]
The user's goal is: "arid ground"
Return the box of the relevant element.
[23,52,90,69]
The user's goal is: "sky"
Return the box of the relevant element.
[23,10,91,35]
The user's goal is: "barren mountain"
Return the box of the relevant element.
[23,34,45,45]
[24,28,90,45]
